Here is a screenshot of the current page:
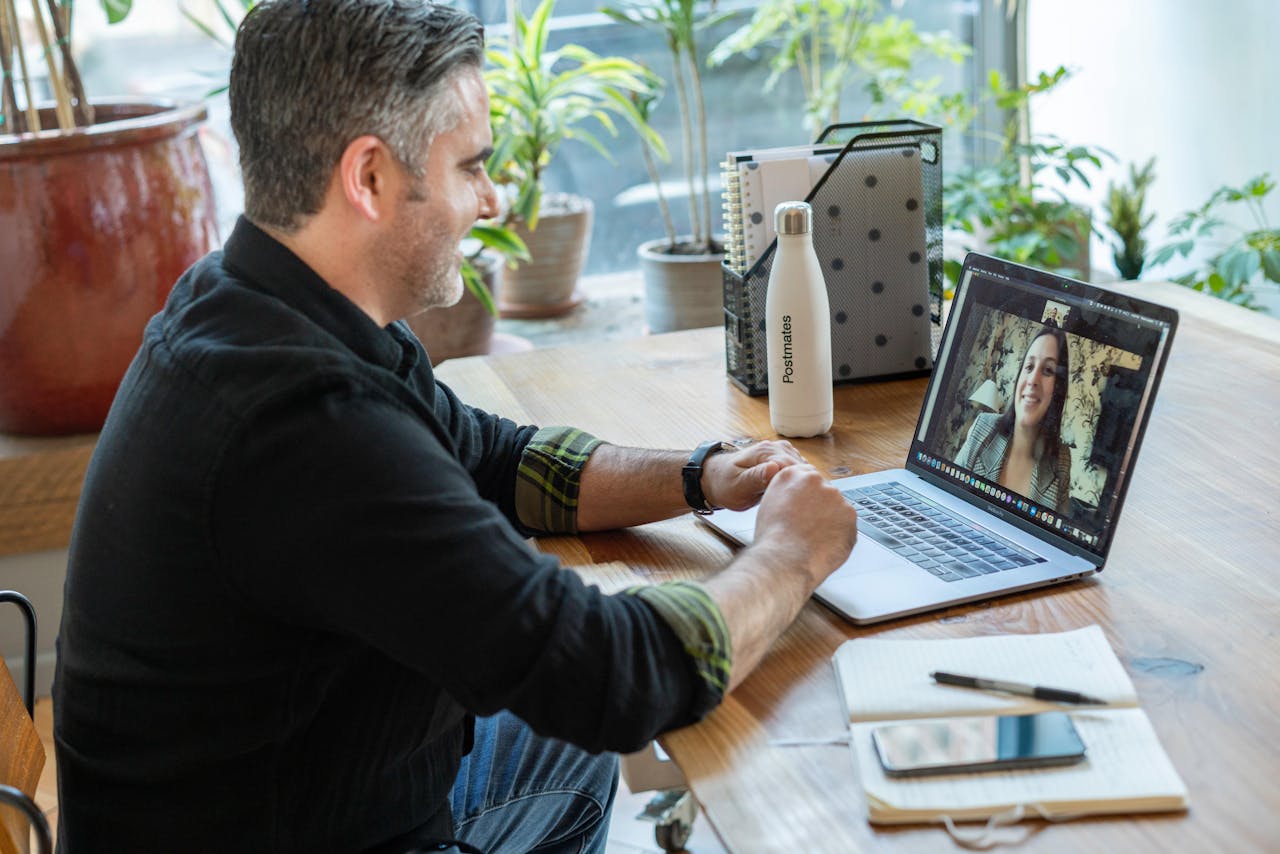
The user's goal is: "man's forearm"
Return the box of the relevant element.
[574,440,805,532]
[576,450,856,697]
[700,542,813,692]
[576,444,688,531]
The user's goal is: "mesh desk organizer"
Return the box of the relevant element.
[721,120,943,395]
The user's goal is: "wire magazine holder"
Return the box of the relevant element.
[722,120,944,396]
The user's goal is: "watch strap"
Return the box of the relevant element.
[683,440,734,515]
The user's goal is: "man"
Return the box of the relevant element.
[52,1,857,851]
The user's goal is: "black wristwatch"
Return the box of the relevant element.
[683,440,735,515]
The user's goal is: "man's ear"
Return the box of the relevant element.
[336,135,396,222]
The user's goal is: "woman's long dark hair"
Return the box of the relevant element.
[980,323,1070,469]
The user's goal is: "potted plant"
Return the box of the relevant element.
[707,0,972,139]
[1103,157,1157,281]
[0,0,219,435]
[1150,172,1280,311]
[601,0,734,333]
[943,66,1110,286]
[486,0,662,318]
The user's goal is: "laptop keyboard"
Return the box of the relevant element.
[842,483,1044,583]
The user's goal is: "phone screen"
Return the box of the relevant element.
[871,711,1086,777]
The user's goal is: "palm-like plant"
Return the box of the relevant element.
[601,0,730,254]
[707,0,971,139]
[1103,157,1156,280]
[486,0,664,231]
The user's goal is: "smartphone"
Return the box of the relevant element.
[871,711,1086,777]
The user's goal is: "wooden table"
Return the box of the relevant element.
[436,281,1280,853]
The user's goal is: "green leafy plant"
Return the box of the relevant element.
[486,0,664,231]
[462,225,529,315]
[707,0,971,139]
[601,0,732,254]
[1150,173,1279,308]
[1103,157,1156,280]
[944,66,1111,286]
[627,84,679,247]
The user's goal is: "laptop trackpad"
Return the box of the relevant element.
[842,535,905,574]
[815,539,932,621]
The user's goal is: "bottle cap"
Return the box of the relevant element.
[775,201,812,236]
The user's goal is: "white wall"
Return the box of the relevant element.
[1027,0,1280,285]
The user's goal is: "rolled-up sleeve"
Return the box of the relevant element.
[515,426,604,533]
[515,428,731,714]
[628,581,731,711]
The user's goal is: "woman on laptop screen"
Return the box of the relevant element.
[955,324,1072,513]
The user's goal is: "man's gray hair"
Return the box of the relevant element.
[230,0,485,231]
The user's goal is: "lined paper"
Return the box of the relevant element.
[834,626,1139,722]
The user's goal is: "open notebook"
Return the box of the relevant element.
[833,626,1188,824]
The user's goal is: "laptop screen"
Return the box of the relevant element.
[908,254,1177,562]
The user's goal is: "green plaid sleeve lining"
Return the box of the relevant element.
[629,581,732,698]
[515,426,604,534]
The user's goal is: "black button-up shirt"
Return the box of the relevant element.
[53,218,718,852]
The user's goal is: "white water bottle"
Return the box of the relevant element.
[766,201,833,437]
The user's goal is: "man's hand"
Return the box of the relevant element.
[702,440,806,511]
[751,463,858,585]
[702,463,857,691]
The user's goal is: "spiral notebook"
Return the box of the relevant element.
[722,144,840,273]
[721,142,926,275]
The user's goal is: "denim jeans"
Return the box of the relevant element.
[444,710,620,854]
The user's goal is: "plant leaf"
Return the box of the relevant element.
[180,5,227,45]
[1216,247,1260,289]
[100,0,133,24]
[1261,248,1280,283]
[469,224,530,263]
[459,262,498,316]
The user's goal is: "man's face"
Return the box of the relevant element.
[379,69,499,319]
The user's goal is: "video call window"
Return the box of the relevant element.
[916,272,1170,552]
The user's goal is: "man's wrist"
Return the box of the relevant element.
[682,441,734,514]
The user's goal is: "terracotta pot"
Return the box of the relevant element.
[499,193,591,319]
[637,237,727,333]
[0,99,218,435]
[407,252,502,365]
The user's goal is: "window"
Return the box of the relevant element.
[65,0,1015,276]
[473,1,1011,275]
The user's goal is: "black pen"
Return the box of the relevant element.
[930,671,1107,706]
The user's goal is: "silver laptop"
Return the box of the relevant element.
[703,252,1179,624]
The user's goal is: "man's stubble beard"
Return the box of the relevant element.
[410,252,465,315]
[388,187,466,320]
